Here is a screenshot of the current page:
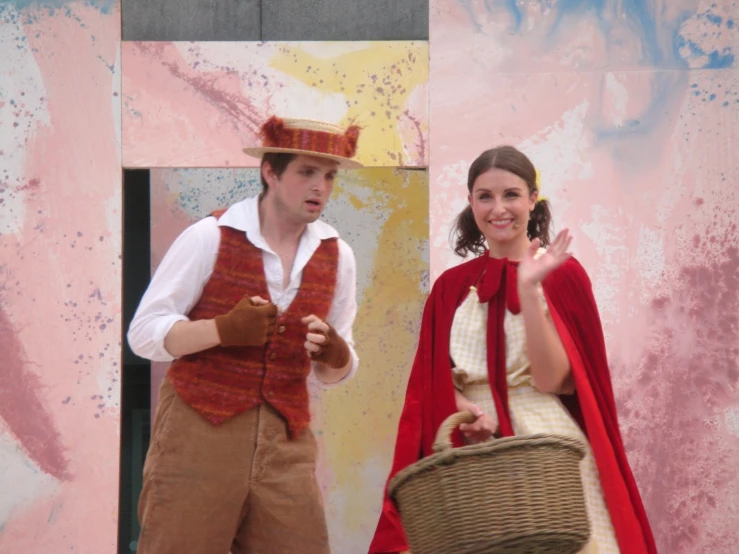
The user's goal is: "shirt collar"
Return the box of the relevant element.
[217,195,339,252]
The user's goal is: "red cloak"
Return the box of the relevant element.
[368,254,656,554]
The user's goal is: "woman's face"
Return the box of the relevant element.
[469,167,537,249]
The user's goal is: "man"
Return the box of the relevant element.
[127,116,363,554]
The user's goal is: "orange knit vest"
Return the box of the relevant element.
[168,215,339,437]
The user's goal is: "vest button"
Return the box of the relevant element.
[269,352,276,361]
[278,325,286,334]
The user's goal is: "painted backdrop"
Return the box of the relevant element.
[127,40,432,551]
[0,1,122,552]
[429,1,738,553]
[2,0,738,552]
[148,167,429,552]
[122,41,429,169]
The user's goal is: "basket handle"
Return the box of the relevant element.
[432,411,477,453]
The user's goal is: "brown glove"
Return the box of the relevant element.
[214,296,277,347]
[310,324,351,369]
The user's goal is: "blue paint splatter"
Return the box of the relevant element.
[459,0,732,71]
[675,36,735,69]
[590,72,699,175]
[550,0,607,37]
[0,0,115,15]
[461,0,523,33]
[495,0,522,32]
[457,0,482,33]
[549,0,703,68]
[619,0,670,65]
[96,54,114,74]
[705,49,735,68]
[556,0,608,13]
[705,13,722,26]
[593,72,687,142]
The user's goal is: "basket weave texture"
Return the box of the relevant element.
[388,411,591,554]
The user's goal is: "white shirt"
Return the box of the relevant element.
[127,196,359,388]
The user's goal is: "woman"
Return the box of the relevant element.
[368,146,656,554]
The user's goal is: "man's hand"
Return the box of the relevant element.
[214,295,277,347]
[301,314,350,369]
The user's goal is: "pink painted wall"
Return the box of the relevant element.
[122,41,429,168]
[430,1,738,552]
[0,1,122,552]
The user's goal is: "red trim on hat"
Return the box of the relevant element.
[259,116,360,159]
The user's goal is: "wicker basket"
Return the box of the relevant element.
[388,411,591,554]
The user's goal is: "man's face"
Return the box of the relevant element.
[264,154,339,224]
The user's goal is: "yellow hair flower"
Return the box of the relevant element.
[534,169,547,203]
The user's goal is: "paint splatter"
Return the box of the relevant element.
[134,42,263,134]
[0,2,122,550]
[617,236,739,552]
[0,0,115,21]
[272,43,429,167]
[447,0,735,71]
[0,303,69,480]
[122,42,428,168]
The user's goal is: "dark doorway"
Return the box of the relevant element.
[118,169,152,553]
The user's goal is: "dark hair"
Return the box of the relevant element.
[260,153,297,192]
[451,145,552,258]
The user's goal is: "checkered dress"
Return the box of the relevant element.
[450,263,620,553]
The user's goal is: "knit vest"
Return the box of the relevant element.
[168,214,339,437]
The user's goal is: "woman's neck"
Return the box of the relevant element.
[487,236,531,262]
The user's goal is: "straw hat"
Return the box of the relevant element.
[243,116,363,168]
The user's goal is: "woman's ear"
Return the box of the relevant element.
[530,190,538,211]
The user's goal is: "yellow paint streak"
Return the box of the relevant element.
[269,43,429,167]
[320,168,429,537]
[346,189,368,211]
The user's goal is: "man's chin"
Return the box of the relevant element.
[303,212,322,223]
